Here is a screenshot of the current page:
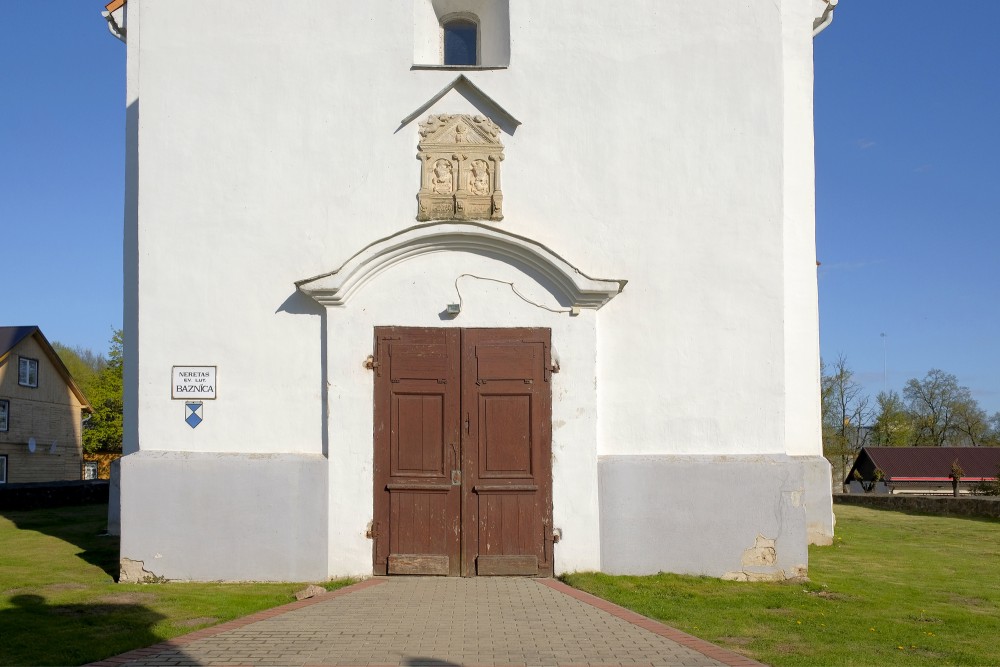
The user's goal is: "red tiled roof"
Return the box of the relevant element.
[863,446,1000,481]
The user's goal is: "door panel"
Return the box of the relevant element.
[387,487,452,574]
[481,394,532,476]
[392,393,446,476]
[374,328,461,576]
[464,328,552,577]
[374,327,551,577]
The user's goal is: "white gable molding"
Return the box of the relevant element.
[812,0,838,36]
[400,75,521,131]
[296,222,626,309]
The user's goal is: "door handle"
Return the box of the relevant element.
[451,444,461,485]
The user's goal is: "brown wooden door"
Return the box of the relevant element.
[373,328,462,576]
[463,328,553,577]
[373,327,552,577]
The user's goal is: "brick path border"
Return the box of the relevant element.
[535,579,765,667]
[86,579,386,666]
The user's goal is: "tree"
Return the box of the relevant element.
[821,356,873,489]
[52,342,107,401]
[952,399,991,447]
[903,369,987,447]
[870,390,914,447]
[82,330,123,453]
[988,412,1000,447]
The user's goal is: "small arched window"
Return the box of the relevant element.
[443,17,478,66]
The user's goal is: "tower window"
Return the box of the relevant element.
[414,1,509,69]
[443,18,478,66]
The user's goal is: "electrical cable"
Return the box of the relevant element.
[454,274,572,314]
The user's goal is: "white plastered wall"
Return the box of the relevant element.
[122,0,832,579]
[589,1,789,458]
[781,0,835,544]
[782,0,825,459]
[131,0,806,464]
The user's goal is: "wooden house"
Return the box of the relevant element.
[0,326,93,484]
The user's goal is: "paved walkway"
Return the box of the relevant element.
[91,578,764,667]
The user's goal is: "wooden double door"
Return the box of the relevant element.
[373,327,553,577]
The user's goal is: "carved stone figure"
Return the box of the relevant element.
[431,159,454,194]
[468,159,490,195]
[417,113,503,222]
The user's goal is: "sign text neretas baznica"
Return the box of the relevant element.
[171,366,217,399]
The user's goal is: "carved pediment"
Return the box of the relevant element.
[417,114,504,223]
[419,114,501,145]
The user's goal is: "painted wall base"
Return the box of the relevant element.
[119,451,328,582]
[107,458,121,536]
[598,455,808,580]
[794,455,834,545]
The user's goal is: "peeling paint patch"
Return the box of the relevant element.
[808,525,834,546]
[741,535,777,566]
[119,557,166,583]
[723,554,808,582]
[722,569,787,582]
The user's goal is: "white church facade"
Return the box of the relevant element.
[106,0,837,582]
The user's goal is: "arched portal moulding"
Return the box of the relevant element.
[295,221,626,309]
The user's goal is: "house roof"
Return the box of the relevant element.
[0,326,94,412]
[851,446,1000,483]
[0,326,37,359]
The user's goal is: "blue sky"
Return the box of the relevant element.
[1,3,125,358]
[2,3,998,415]
[815,3,1000,415]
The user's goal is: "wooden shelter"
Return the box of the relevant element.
[847,447,1000,495]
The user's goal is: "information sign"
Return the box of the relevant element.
[171,366,217,399]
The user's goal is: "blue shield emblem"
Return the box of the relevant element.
[185,401,203,429]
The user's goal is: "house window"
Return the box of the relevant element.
[83,461,99,480]
[18,357,38,388]
[0,455,7,484]
[443,17,478,65]
[0,399,8,432]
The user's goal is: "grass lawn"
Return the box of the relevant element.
[0,504,352,666]
[565,504,1000,666]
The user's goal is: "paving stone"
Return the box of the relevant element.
[92,578,765,667]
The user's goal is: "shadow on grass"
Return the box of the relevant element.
[1,504,119,581]
[0,594,168,666]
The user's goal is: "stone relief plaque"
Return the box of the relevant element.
[417,114,504,222]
